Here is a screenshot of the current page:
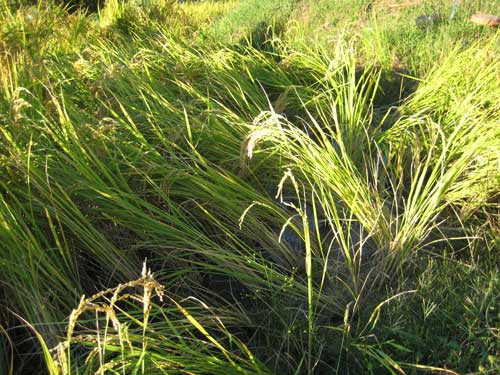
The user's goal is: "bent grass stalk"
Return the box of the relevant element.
[42,269,271,375]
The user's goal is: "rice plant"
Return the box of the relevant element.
[1,1,500,374]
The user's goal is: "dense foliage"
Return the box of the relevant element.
[1,1,500,374]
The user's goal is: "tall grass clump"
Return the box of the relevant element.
[241,34,500,371]
[0,0,89,60]
[247,34,500,273]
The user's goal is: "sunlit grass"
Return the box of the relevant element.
[1,1,500,374]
